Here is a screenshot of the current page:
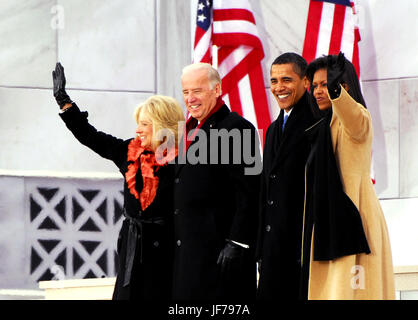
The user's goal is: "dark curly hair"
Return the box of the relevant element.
[271,52,308,79]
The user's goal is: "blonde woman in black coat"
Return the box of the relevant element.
[52,63,185,300]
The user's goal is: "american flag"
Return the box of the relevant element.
[302,0,361,75]
[302,0,375,184]
[193,0,271,146]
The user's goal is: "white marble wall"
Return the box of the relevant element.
[1,1,416,177]
[0,86,150,173]
[0,0,191,174]
[363,80,400,199]
[57,0,156,92]
[382,198,418,267]
[157,0,192,102]
[251,0,309,82]
[359,0,418,80]
[0,0,56,88]
[399,79,418,198]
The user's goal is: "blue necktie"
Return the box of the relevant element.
[282,114,289,132]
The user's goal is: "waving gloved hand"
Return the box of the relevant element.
[52,62,72,109]
[327,51,346,99]
[217,240,246,276]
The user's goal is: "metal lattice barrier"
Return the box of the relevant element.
[24,177,124,284]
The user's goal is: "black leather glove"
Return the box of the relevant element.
[52,62,72,109]
[327,52,346,99]
[217,240,246,276]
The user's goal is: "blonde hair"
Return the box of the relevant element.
[133,95,185,150]
[182,62,222,90]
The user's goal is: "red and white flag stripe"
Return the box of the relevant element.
[303,0,360,75]
[193,0,271,146]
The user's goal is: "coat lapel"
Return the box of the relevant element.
[264,112,283,175]
[266,92,312,175]
[271,107,304,171]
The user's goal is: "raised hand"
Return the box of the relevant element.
[52,62,72,109]
[327,52,346,99]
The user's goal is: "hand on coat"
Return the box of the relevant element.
[217,240,245,276]
[327,51,346,99]
[52,62,72,109]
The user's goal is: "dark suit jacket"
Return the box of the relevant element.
[60,104,174,301]
[172,104,261,300]
[256,92,316,300]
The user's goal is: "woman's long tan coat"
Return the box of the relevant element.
[308,87,395,300]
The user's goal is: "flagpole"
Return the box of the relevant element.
[212,45,218,69]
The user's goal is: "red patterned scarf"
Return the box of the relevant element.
[125,138,176,211]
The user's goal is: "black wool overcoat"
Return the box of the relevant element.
[172,104,261,300]
[60,104,174,301]
[256,92,316,300]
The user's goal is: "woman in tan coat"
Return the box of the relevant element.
[301,53,395,300]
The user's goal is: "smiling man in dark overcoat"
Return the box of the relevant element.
[172,63,261,300]
[256,53,316,300]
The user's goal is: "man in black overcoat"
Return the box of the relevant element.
[256,53,316,300]
[172,63,261,300]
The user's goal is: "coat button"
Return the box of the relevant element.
[270,174,277,179]
[174,209,180,215]
[266,225,271,232]
[174,178,180,184]
[153,241,159,247]
[267,200,274,206]
[176,240,181,247]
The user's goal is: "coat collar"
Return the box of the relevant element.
[304,110,370,261]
